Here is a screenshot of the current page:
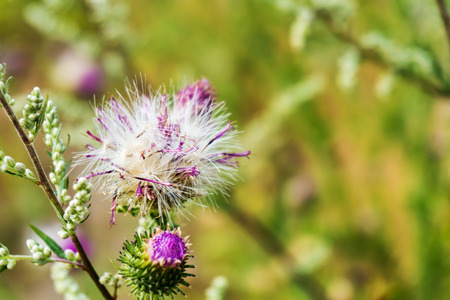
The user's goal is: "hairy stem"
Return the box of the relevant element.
[0,91,114,300]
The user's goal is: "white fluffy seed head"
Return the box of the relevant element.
[76,79,250,222]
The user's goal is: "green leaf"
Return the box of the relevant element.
[62,158,72,177]
[29,224,67,259]
[63,176,70,192]
[5,76,12,90]
[0,265,7,273]
[80,212,91,224]
[31,95,49,140]
[66,133,71,149]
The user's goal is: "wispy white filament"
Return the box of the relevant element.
[76,80,249,222]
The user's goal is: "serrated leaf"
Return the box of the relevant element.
[29,224,67,259]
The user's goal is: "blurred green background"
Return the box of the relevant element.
[1,0,450,299]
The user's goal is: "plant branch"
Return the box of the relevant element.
[436,0,450,52]
[0,91,114,300]
[316,10,450,97]
[0,93,64,218]
[223,204,326,300]
[9,255,86,270]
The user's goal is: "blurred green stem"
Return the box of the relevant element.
[316,10,450,97]
[8,255,85,269]
[436,0,450,52]
[0,91,114,300]
[224,204,326,300]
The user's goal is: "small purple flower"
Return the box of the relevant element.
[147,228,189,267]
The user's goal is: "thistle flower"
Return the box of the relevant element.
[118,228,194,299]
[77,79,250,223]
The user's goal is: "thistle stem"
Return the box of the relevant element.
[436,0,450,53]
[224,204,326,300]
[316,10,450,97]
[0,91,114,300]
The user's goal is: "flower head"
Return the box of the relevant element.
[147,228,187,267]
[118,228,194,299]
[77,79,250,223]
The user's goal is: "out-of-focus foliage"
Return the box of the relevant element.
[0,0,450,299]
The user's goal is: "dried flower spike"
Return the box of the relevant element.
[77,79,250,223]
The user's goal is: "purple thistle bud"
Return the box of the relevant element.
[118,229,194,298]
[176,78,216,114]
[147,228,188,266]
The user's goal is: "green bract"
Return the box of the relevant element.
[118,230,195,300]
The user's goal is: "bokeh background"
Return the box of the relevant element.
[1,0,450,299]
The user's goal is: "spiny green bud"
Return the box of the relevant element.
[118,228,195,299]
